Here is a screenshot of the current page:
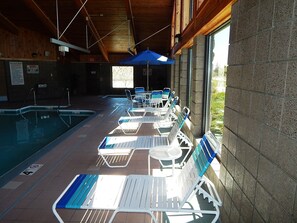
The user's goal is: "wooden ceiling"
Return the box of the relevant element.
[0,0,173,62]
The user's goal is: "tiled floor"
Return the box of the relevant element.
[0,96,163,223]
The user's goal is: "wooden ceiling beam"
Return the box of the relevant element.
[0,12,19,35]
[74,0,109,62]
[23,0,68,43]
[172,0,234,55]
[123,0,137,52]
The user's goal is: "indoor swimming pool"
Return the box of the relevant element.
[0,106,95,181]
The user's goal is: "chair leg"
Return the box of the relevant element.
[172,159,175,176]
[119,122,142,135]
[148,155,151,175]
[99,150,135,168]
[108,210,118,223]
[109,209,158,223]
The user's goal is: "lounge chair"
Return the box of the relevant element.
[97,107,191,168]
[118,96,179,135]
[52,131,222,223]
[127,91,175,117]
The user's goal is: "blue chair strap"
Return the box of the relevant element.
[57,174,99,209]
[192,132,218,177]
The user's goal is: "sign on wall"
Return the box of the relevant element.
[9,62,24,85]
[26,65,39,74]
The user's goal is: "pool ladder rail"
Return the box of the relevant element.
[28,87,71,107]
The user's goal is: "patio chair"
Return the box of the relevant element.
[127,91,175,117]
[52,131,222,223]
[118,96,179,135]
[134,86,146,105]
[147,90,163,107]
[162,87,171,100]
[134,86,145,93]
[125,89,142,108]
[97,107,191,168]
[147,131,214,177]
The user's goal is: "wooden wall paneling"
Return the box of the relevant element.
[0,27,57,60]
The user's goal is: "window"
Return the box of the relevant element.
[182,0,191,29]
[186,47,193,108]
[205,24,230,142]
[112,66,134,88]
[189,0,194,20]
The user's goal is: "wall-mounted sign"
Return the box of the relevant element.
[9,62,24,85]
[26,65,39,74]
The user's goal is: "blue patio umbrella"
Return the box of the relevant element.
[120,49,174,90]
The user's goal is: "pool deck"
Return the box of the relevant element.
[0,96,164,223]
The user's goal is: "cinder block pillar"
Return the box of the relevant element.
[179,48,188,107]
[173,55,180,96]
[190,35,205,136]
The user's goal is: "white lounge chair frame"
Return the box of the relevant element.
[97,107,191,168]
[118,96,179,135]
[52,131,222,223]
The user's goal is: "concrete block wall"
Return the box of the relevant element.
[179,48,188,108]
[190,35,205,137]
[170,64,175,91]
[173,56,180,97]
[220,0,297,222]
[173,36,205,141]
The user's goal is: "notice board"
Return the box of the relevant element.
[9,62,24,85]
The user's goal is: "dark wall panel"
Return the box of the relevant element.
[2,60,170,102]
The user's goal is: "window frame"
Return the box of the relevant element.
[186,47,193,108]
[203,22,230,140]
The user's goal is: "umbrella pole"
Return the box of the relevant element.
[147,62,149,91]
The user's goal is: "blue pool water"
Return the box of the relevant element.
[0,106,94,178]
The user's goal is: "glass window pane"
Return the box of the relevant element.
[187,48,193,108]
[207,24,230,141]
[112,66,134,88]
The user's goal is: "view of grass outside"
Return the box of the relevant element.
[210,65,227,137]
[209,25,229,140]
[112,66,134,88]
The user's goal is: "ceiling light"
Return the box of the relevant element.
[50,38,90,53]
